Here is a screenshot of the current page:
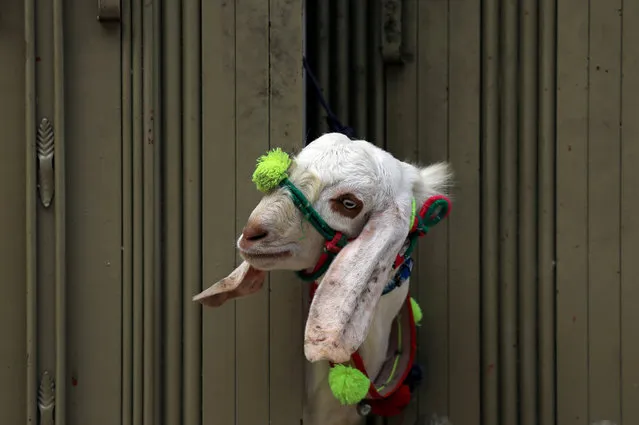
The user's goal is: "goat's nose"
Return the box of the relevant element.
[242,224,269,241]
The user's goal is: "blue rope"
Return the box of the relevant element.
[302,57,355,141]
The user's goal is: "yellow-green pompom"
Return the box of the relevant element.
[328,364,370,405]
[252,148,292,193]
[410,297,423,326]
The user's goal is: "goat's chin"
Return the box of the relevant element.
[239,252,304,272]
[244,257,318,273]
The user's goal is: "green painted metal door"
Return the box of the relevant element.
[0,0,304,424]
[3,0,639,425]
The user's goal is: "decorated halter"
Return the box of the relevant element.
[252,148,451,279]
[252,148,452,416]
[252,148,350,280]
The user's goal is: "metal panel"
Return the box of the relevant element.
[371,2,385,151]
[0,1,26,423]
[63,0,123,424]
[35,0,57,417]
[621,2,639,424]
[481,0,501,421]
[556,0,625,423]
[53,0,67,422]
[6,0,639,423]
[518,1,539,424]
[120,0,134,423]
[144,0,162,422]
[120,1,161,424]
[306,0,385,146]
[336,0,351,128]
[162,0,184,422]
[588,0,622,422]
[447,0,482,423]
[353,0,369,138]
[316,0,331,135]
[182,0,203,422]
[130,0,145,423]
[538,0,558,423]
[65,0,123,422]
[556,0,590,421]
[0,0,307,424]
[498,0,520,421]
[201,1,236,425]
[24,1,38,420]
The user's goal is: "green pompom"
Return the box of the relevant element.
[252,148,292,193]
[328,364,370,405]
[410,297,423,326]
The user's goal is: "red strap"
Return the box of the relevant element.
[419,194,452,222]
[307,252,331,275]
[302,232,349,279]
[325,231,346,254]
[309,281,319,300]
[349,295,417,402]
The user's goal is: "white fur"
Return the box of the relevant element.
[196,133,453,425]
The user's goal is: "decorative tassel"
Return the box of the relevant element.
[328,364,370,405]
[410,297,423,325]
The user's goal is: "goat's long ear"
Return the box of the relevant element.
[304,201,411,363]
[193,261,266,307]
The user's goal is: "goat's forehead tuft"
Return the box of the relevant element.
[295,136,395,178]
[286,134,407,204]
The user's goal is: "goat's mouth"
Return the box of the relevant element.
[239,249,293,262]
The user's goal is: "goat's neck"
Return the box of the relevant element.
[303,277,410,425]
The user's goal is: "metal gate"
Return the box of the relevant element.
[1,0,638,425]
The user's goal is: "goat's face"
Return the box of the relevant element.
[237,132,395,272]
[195,132,452,363]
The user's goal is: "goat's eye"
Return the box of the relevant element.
[330,193,363,218]
[342,199,358,209]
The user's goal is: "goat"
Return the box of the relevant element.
[194,132,453,425]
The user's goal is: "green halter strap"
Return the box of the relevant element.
[400,196,450,261]
[278,178,350,281]
[280,179,335,241]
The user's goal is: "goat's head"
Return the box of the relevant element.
[194,132,452,364]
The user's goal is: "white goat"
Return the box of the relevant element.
[194,133,452,425]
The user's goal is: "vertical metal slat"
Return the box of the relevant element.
[162,0,183,422]
[25,0,38,422]
[53,0,67,423]
[499,0,520,422]
[620,2,639,424]
[447,0,482,421]
[142,0,161,422]
[353,0,368,138]
[317,0,330,134]
[182,0,202,421]
[481,0,500,419]
[120,0,134,422]
[336,0,350,127]
[518,0,539,423]
[371,2,385,147]
[538,0,557,422]
[131,0,144,422]
[201,0,236,424]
